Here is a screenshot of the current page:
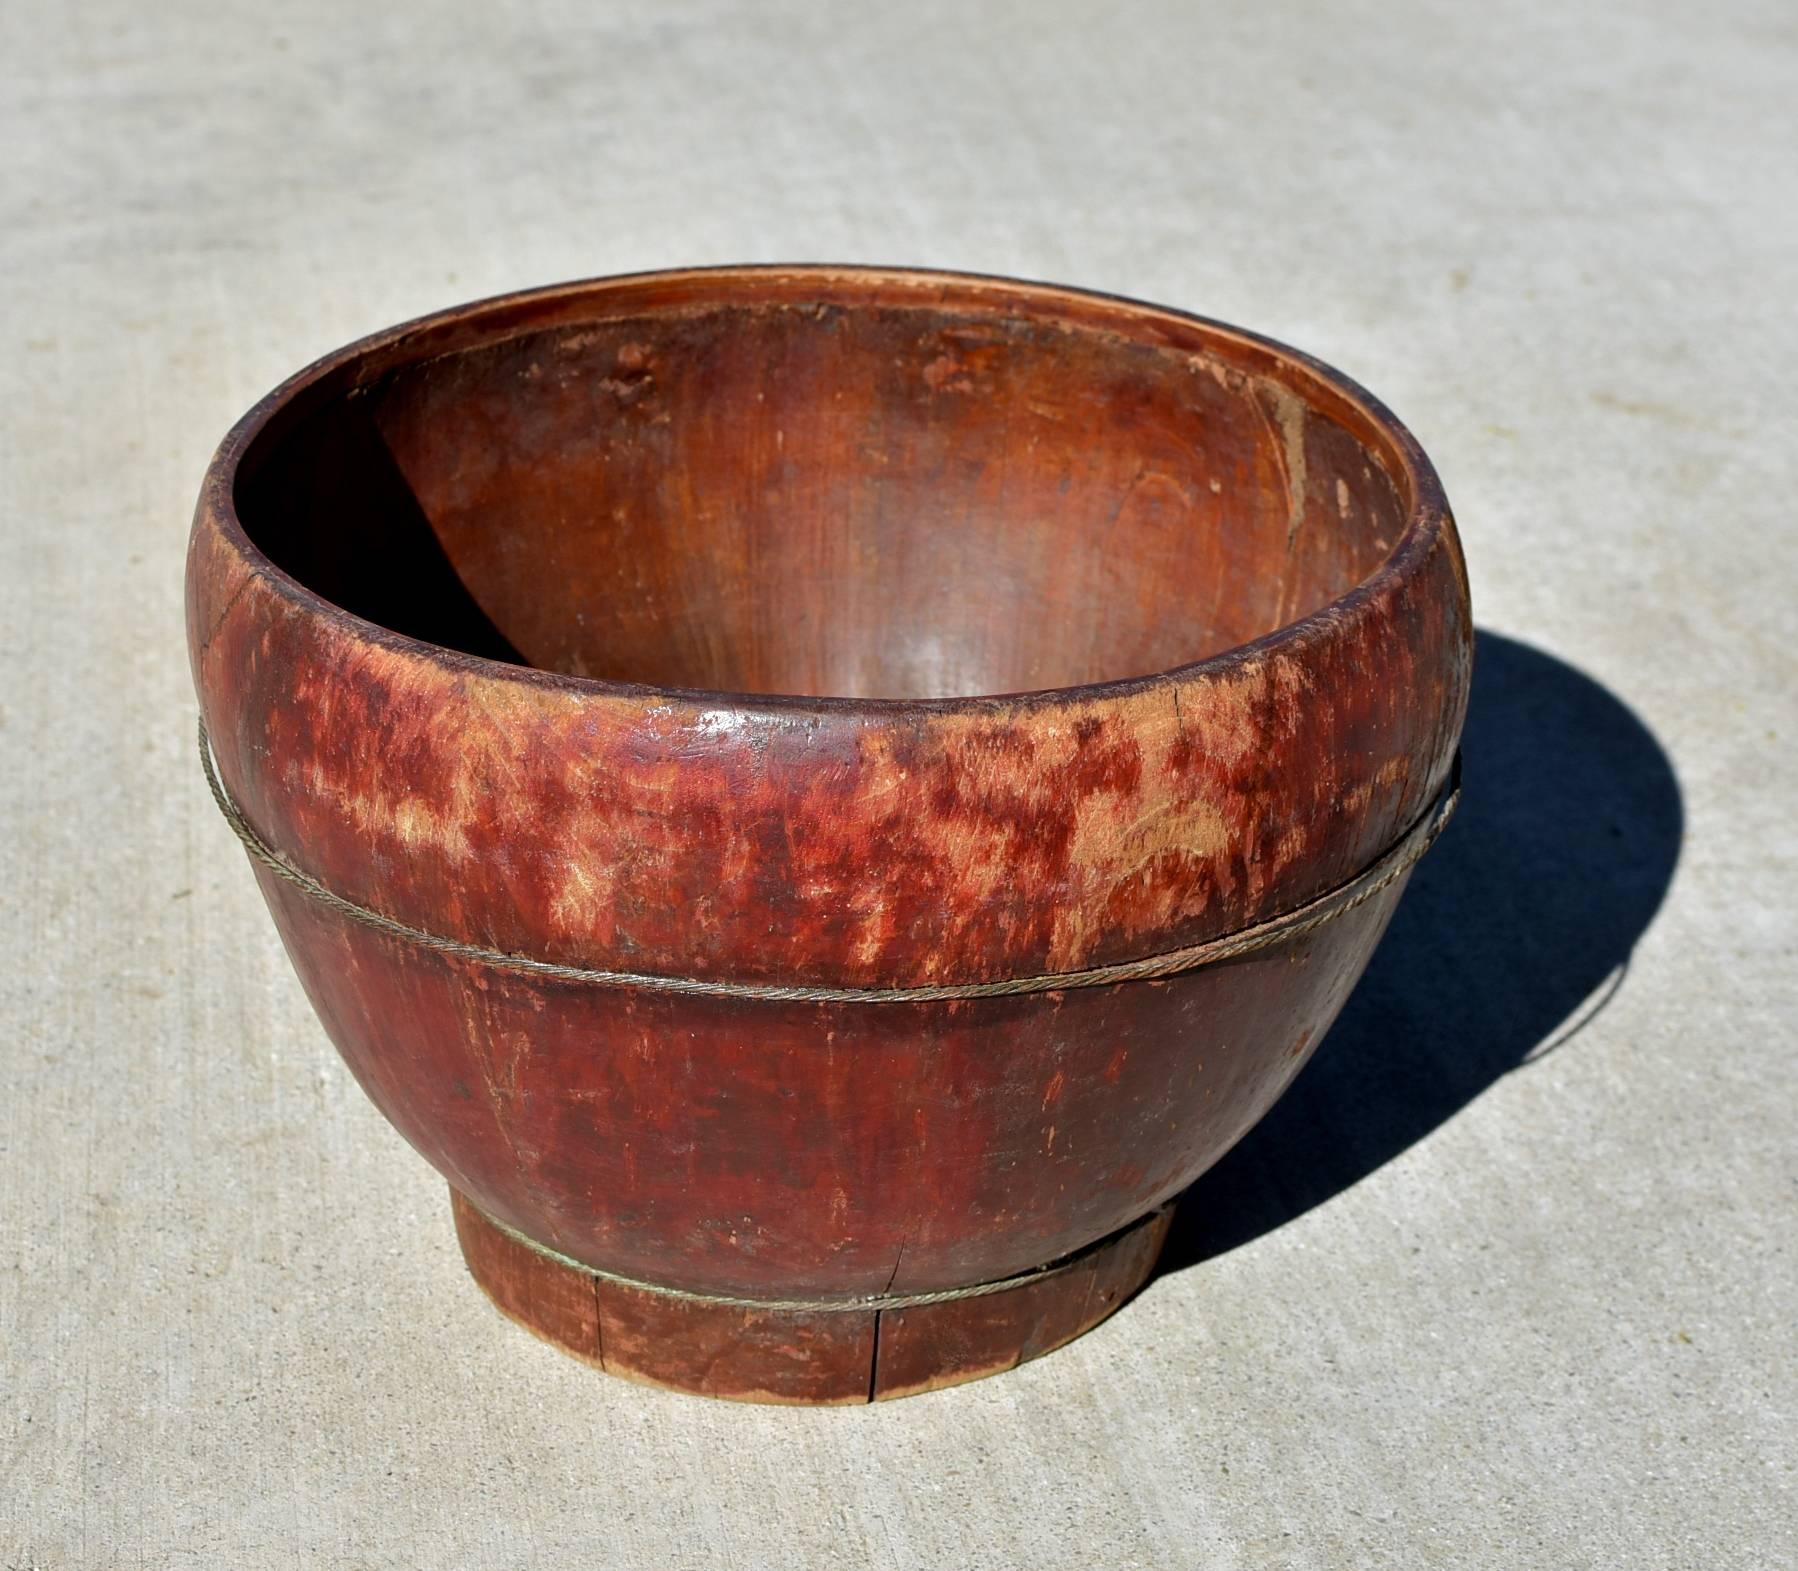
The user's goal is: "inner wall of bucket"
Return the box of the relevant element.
[234,301,1409,700]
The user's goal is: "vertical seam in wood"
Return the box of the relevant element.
[867,1308,883,1404]
[1073,1257,1101,1334]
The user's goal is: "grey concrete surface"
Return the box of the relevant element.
[2,1,1793,1566]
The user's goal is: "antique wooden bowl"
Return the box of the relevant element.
[187,266,1470,1403]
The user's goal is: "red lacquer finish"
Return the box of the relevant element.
[187,267,1470,1400]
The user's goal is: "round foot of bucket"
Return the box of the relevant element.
[450,1190,1172,1404]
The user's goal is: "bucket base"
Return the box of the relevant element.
[449,1190,1171,1404]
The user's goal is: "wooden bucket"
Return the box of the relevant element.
[188,267,1469,1401]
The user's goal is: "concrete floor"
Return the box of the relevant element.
[2,1,1792,1565]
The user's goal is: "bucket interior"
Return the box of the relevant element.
[235,284,1413,700]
